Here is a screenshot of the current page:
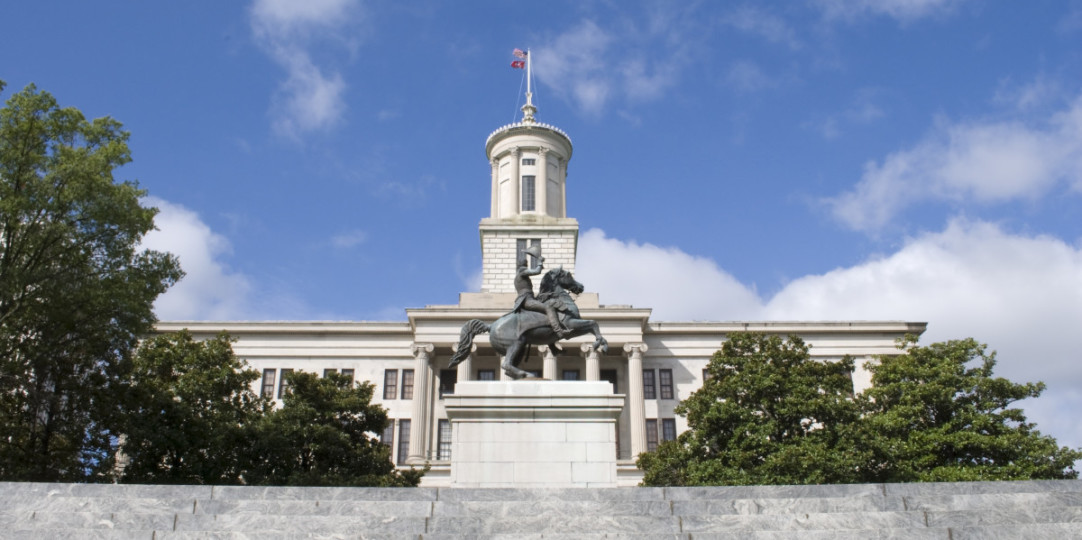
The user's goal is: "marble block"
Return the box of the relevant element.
[444,381,624,488]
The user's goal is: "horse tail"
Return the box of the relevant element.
[447,319,490,368]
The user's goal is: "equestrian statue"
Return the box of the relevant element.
[447,246,608,379]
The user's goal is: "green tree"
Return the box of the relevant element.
[248,371,424,487]
[0,81,182,481]
[119,331,268,484]
[856,337,1082,482]
[640,333,864,486]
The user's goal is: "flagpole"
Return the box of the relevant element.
[526,48,532,97]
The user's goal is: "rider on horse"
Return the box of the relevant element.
[512,245,570,338]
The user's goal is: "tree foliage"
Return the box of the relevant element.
[856,337,1082,482]
[0,81,182,481]
[247,371,425,487]
[639,333,863,486]
[119,331,267,484]
[638,332,1081,486]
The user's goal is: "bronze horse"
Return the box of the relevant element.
[448,268,608,379]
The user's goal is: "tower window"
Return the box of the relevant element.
[516,239,541,265]
[522,158,535,166]
[521,175,536,211]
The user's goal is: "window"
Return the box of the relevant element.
[646,419,659,452]
[437,420,452,460]
[601,369,618,393]
[702,368,711,383]
[381,423,394,450]
[278,368,293,399]
[662,419,677,442]
[516,238,541,265]
[323,368,336,378]
[561,369,580,381]
[401,369,414,400]
[477,369,496,381]
[397,420,411,465]
[383,369,398,400]
[340,369,354,385]
[521,175,536,211]
[660,369,674,400]
[261,369,276,397]
[521,158,536,166]
[643,369,656,400]
[439,369,457,398]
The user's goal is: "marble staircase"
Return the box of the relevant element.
[2,480,1080,539]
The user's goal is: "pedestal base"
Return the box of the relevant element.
[444,381,624,488]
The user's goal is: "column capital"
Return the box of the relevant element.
[412,342,435,358]
[537,146,549,156]
[510,147,521,157]
[623,342,648,358]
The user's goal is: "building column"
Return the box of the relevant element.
[558,157,567,217]
[541,345,557,379]
[536,147,548,217]
[453,342,475,382]
[509,148,520,216]
[407,343,434,464]
[498,356,510,381]
[582,343,601,381]
[489,158,499,218]
[624,342,648,458]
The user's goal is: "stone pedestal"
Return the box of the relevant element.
[444,381,624,488]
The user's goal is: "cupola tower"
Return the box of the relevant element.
[479,63,579,293]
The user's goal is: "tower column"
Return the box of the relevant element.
[625,342,648,458]
[509,148,521,216]
[537,147,548,216]
[489,158,499,218]
[582,343,601,381]
[407,343,434,464]
[557,157,567,218]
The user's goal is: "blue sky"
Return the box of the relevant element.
[5,1,1082,452]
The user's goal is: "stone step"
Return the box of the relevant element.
[425,515,682,536]
[0,496,195,514]
[431,499,673,517]
[171,513,427,535]
[948,522,1082,540]
[924,505,1082,528]
[902,490,1082,511]
[681,510,928,532]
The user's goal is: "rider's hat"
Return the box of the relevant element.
[524,245,543,260]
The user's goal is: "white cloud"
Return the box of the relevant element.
[532,21,614,116]
[815,0,965,23]
[825,94,1082,231]
[140,198,252,320]
[532,14,692,115]
[722,6,801,50]
[724,61,777,94]
[576,229,763,321]
[330,229,367,249]
[250,0,359,138]
[576,221,1082,450]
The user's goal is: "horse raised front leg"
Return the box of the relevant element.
[587,320,608,354]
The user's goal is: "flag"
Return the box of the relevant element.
[512,48,528,59]
[511,60,525,69]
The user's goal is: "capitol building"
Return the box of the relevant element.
[157,92,924,487]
